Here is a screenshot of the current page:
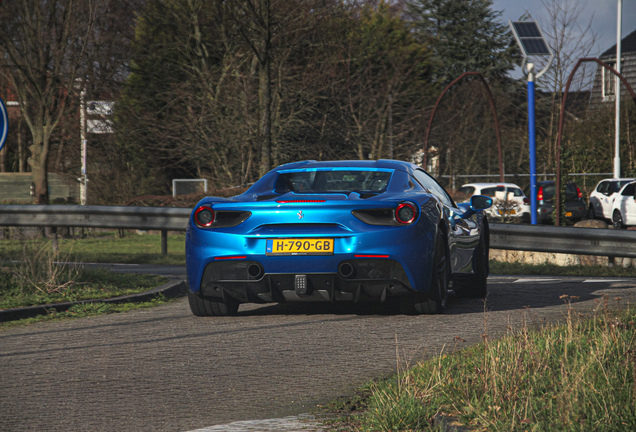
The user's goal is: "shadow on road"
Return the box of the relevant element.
[231,277,636,317]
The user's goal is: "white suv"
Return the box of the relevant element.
[457,182,530,221]
[610,181,636,229]
[589,178,634,220]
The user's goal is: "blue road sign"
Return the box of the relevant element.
[0,97,8,152]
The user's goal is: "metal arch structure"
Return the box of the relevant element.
[423,71,504,182]
[0,97,8,152]
[555,58,636,226]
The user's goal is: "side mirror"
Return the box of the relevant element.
[457,195,492,219]
[470,195,493,211]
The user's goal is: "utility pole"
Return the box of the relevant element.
[614,0,623,178]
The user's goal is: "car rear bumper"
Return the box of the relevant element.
[197,258,414,304]
[535,201,587,222]
[185,220,436,296]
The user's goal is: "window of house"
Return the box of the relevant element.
[602,60,617,102]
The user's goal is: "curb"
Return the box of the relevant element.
[0,278,187,322]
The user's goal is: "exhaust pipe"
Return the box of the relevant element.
[338,262,355,278]
[247,263,264,279]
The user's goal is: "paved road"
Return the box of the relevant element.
[2,274,636,432]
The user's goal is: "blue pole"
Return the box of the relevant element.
[528,67,537,225]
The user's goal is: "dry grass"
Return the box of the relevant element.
[331,296,636,431]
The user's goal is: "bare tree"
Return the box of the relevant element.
[333,1,432,162]
[538,0,598,93]
[115,0,436,193]
[534,0,598,171]
[223,0,280,177]
[0,0,96,204]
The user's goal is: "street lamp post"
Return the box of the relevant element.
[510,20,553,225]
[527,63,538,224]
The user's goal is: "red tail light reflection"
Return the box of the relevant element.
[276,200,326,203]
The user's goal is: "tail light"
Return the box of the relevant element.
[396,202,418,224]
[537,186,544,202]
[577,187,582,198]
[193,207,251,228]
[352,202,419,226]
[523,197,530,204]
[194,205,215,227]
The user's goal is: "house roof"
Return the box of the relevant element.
[601,28,636,58]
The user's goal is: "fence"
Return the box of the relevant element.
[1,204,636,258]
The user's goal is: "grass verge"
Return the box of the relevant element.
[0,295,176,330]
[0,231,186,265]
[325,296,636,431]
[491,260,636,278]
[0,267,168,309]
[0,237,177,328]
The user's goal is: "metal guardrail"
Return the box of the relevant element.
[0,205,191,230]
[0,205,635,258]
[0,205,191,255]
[490,222,636,258]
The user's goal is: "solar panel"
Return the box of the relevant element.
[511,21,552,56]
[513,22,542,38]
[523,39,550,55]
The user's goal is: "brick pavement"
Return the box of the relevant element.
[1,276,636,432]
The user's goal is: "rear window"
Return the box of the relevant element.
[542,184,556,199]
[510,187,524,197]
[565,183,581,199]
[480,186,504,197]
[274,169,392,194]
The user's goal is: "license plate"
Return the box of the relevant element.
[498,209,517,215]
[565,211,572,217]
[266,238,334,255]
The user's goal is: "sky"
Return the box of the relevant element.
[491,0,636,57]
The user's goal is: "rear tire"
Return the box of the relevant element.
[188,290,239,316]
[401,230,449,315]
[588,206,596,220]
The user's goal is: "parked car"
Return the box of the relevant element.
[186,160,492,316]
[588,178,635,220]
[610,181,636,229]
[457,182,530,221]
[524,180,587,224]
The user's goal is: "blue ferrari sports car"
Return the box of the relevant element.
[185,160,492,316]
